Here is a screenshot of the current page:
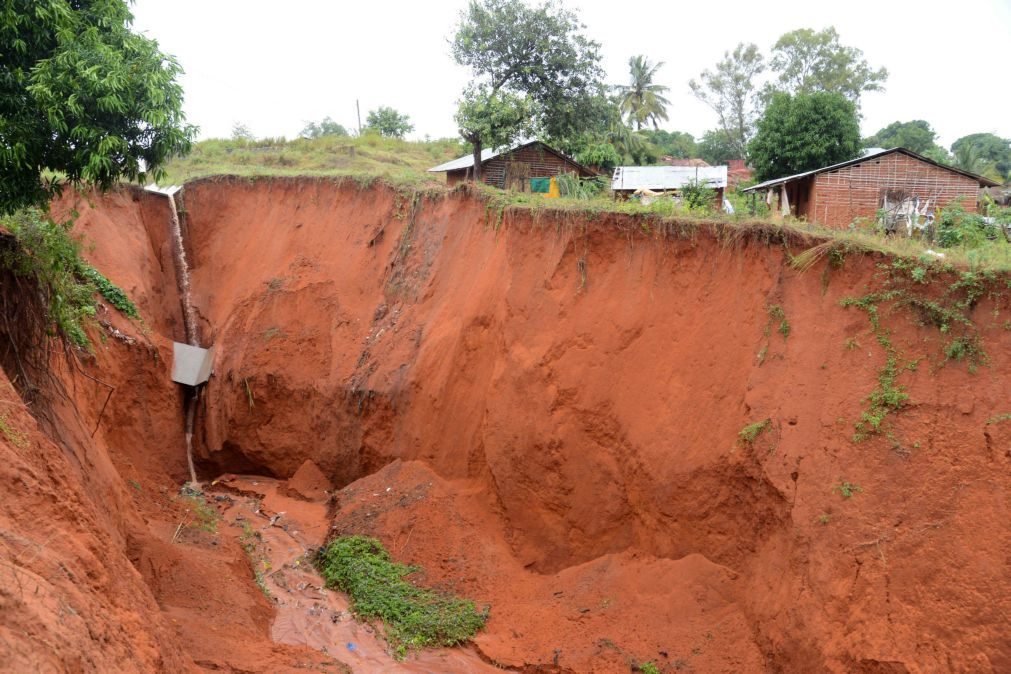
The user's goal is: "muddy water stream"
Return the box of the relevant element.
[208,475,501,673]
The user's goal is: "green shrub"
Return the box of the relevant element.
[935,203,991,249]
[1,209,97,347]
[316,536,487,656]
[680,178,716,213]
[0,208,140,347]
[78,264,139,318]
[738,419,771,445]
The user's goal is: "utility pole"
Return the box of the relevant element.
[356,99,362,136]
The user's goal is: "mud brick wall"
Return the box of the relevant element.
[810,152,981,228]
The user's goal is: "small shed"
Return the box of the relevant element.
[742,148,999,228]
[429,140,597,189]
[611,165,728,209]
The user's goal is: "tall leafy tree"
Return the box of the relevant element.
[454,85,532,182]
[863,120,940,155]
[616,55,671,130]
[769,27,887,104]
[951,133,1011,180]
[689,43,765,159]
[748,91,860,181]
[365,106,414,139]
[0,0,196,213]
[451,0,604,181]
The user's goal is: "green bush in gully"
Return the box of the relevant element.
[0,208,139,348]
[316,535,488,657]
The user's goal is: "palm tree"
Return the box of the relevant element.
[952,142,1001,181]
[616,55,671,130]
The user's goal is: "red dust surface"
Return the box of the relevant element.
[1,179,1008,672]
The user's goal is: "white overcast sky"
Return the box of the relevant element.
[130,0,1011,149]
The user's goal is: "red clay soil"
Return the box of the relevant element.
[1,178,1009,672]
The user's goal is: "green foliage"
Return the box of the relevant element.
[0,0,196,213]
[680,178,716,213]
[451,0,604,149]
[768,27,887,104]
[640,130,696,160]
[557,174,607,200]
[738,419,771,446]
[159,134,467,186]
[833,481,862,498]
[365,106,414,139]
[935,203,992,249]
[863,120,942,156]
[316,536,487,655]
[299,117,348,139]
[0,208,138,347]
[182,492,218,533]
[689,43,765,158]
[767,304,790,337]
[637,663,661,674]
[986,412,1011,425]
[951,133,1011,180]
[79,264,139,318]
[839,293,909,439]
[697,129,740,164]
[574,142,621,172]
[616,55,670,130]
[749,91,861,181]
[1,209,95,346]
[454,85,533,181]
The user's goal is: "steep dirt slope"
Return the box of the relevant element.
[180,177,1008,672]
[1,187,349,672]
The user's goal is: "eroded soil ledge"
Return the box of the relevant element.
[1,178,1008,672]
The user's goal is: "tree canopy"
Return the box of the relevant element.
[616,55,670,130]
[300,117,348,139]
[748,91,861,181]
[951,133,1011,180]
[863,120,947,159]
[769,27,887,103]
[689,43,765,159]
[641,130,696,159]
[451,0,604,179]
[0,0,196,213]
[454,85,532,181]
[697,130,739,165]
[365,106,413,139]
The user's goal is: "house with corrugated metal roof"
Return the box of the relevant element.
[741,147,999,228]
[428,140,597,190]
[611,165,729,210]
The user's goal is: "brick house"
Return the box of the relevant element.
[429,140,597,189]
[742,148,999,228]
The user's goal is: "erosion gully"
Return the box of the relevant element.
[165,187,498,672]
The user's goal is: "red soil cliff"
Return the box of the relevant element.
[1,178,1008,672]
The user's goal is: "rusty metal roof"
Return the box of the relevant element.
[742,147,1000,192]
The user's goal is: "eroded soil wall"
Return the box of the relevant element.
[1,179,1007,673]
[181,178,1008,672]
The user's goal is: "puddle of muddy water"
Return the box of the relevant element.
[209,475,501,674]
